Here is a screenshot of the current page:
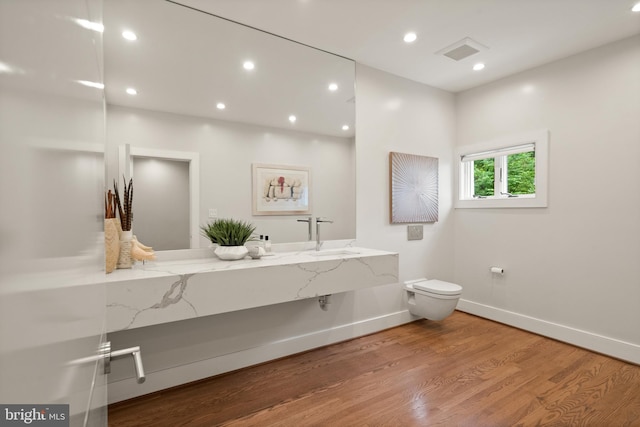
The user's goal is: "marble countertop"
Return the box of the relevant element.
[105,246,393,282]
[106,242,399,332]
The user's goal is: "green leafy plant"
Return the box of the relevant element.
[200,218,256,246]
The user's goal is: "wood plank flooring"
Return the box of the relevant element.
[108,312,640,426]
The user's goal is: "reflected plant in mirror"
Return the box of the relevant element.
[201,218,257,261]
[200,219,256,247]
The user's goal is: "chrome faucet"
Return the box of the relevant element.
[297,216,313,241]
[315,217,333,251]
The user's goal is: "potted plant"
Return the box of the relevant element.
[200,218,256,260]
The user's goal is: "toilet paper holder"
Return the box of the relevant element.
[490,266,504,274]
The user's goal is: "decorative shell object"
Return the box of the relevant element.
[131,235,156,262]
[247,245,266,259]
[214,246,249,260]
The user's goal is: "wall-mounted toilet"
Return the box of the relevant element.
[405,278,463,321]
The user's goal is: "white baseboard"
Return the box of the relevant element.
[108,310,414,404]
[457,299,640,365]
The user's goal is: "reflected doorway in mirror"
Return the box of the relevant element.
[119,144,200,250]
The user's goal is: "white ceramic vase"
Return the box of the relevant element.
[117,230,134,269]
[214,245,248,261]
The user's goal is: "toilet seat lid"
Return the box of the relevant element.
[413,279,462,296]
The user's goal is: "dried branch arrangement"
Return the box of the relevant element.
[114,177,133,231]
[105,190,116,219]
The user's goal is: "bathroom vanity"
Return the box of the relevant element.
[106,243,398,332]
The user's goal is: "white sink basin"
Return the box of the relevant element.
[309,249,361,257]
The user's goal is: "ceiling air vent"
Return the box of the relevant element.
[436,37,489,61]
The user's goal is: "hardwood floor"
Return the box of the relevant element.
[108,312,640,426]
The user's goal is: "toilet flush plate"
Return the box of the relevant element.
[407,225,423,240]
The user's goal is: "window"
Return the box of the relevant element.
[456,130,549,208]
[462,143,535,197]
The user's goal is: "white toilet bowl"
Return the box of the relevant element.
[405,278,462,321]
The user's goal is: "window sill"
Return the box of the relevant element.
[455,195,547,209]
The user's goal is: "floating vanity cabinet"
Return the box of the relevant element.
[106,248,398,332]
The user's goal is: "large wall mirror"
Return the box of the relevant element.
[104,0,356,250]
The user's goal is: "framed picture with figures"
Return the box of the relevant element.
[252,163,311,215]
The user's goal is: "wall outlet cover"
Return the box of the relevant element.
[407,225,423,240]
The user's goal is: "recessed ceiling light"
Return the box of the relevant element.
[473,63,485,71]
[243,61,255,70]
[74,19,104,33]
[289,115,297,123]
[522,85,535,94]
[126,87,137,95]
[0,62,12,74]
[77,80,104,89]
[122,30,137,41]
[632,2,640,12]
[0,61,24,75]
[403,32,417,43]
[328,83,338,91]
[216,102,226,110]
[342,125,349,131]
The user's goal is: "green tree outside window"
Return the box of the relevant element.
[473,152,535,196]
[474,158,494,196]
[507,152,535,194]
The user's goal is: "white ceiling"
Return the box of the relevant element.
[101,0,639,139]
[177,0,640,92]
[104,0,356,138]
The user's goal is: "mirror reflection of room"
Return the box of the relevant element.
[104,0,356,251]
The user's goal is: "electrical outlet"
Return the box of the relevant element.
[407,225,423,241]
[208,208,218,219]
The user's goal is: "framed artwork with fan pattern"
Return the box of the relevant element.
[389,152,438,223]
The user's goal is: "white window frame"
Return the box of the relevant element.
[455,129,549,209]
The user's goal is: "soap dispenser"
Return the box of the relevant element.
[264,235,272,252]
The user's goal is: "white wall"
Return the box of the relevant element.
[355,65,456,284]
[454,35,640,363]
[107,63,457,403]
[107,105,356,245]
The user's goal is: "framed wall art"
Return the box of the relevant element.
[252,163,311,215]
[389,152,439,223]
